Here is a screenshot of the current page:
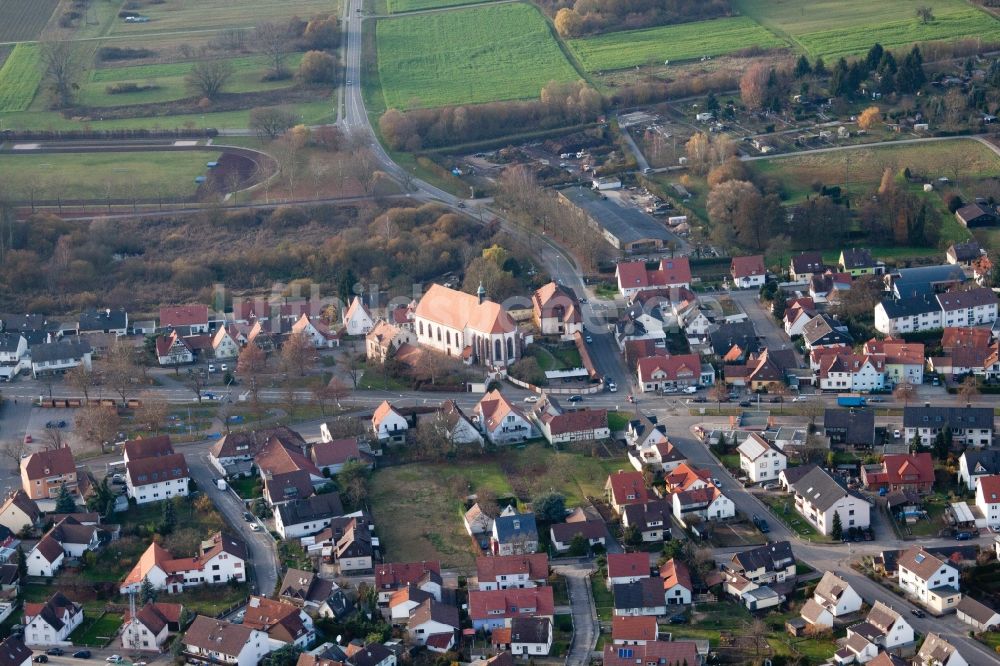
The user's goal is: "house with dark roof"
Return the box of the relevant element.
[374,561,442,605]
[801,313,853,351]
[955,202,998,228]
[837,600,914,663]
[947,240,983,266]
[824,409,876,448]
[903,405,994,448]
[407,599,459,651]
[838,248,884,276]
[789,252,826,281]
[0,491,39,535]
[887,264,967,299]
[708,321,759,361]
[77,308,128,336]
[182,615,271,666]
[621,500,672,543]
[0,636,32,666]
[792,466,870,536]
[24,592,83,646]
[27,516,111,577]
[958,448,1000,489]
[550,511,607,553]
[613,578,666,617]
[29,339,92,378]
[121,601,184,651]
[874,294,942,336]
[491,506,538,556]
[209,426,306,477]
[274,493,345,539]
[505,616,552,656]
[725,542,796,585]
[279,568,334,608]
[956,595,1000,631]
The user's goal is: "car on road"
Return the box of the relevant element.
[46,649,64,657]
[73,651,91,659]
[106,656,122,663]
[346,80,352,85]
[627,394,635,403]
[567,395,583,402]
[893,429,901,438]
[585,335,593,343]
[607,382,617,392]
[910,608,925,618]
[34,656,48,663]
[220,364,228,372]
[739,400,752,407]
[682,386,697,394]
[667,613,687,624]
[791,396,808,402]
[868,397,883,403]
[523,396,538,403]
[243,512,255,522]
[691,396,706,403]
[456,202,466,208]
[250,523,262,532]
[954,531,974,541]
[579,298,588,304]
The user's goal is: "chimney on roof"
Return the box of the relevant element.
[477,282,486,305]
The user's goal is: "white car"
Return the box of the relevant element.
[208,364,216,373]
[523,396,539,403]
[220,364,228,372]
[792,396,808,402]
[893,429,901,438]
[682,386,697,394]
[106,657,122,664]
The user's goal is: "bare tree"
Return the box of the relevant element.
[39,41,82,108]
[893,381,916,406]
[237,344,267,376]
[1,439,29,466]
[75,405,122,452]
[314,377,349,415]
[249,106,298,140]
[185,369,206,403]
[65,364,97,402]
[255,22,291,79]
[41,429,65,451]
[957,375,979,403]
[345,353,364,389]
[280,332,316,377]
[185,60,235,99]
[104,339,138,405]
[134,394,169,432]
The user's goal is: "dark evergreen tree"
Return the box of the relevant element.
[829,57,850,97]
[897,46,926,94]
[794,55,812,78]
[160,499,177,534]
[813,56,827,76]
[831,512,843,540]
[55,483,76,514]
[705,91,719,113]
[865,43,884,73]
[141,575,157,603]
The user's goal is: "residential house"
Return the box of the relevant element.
[800,572,862,629]
[874,295,942,336]
[824,409,877,448]
[778,464,816,493]
[315,590,353,620]
[802,314,854,351]
[809,271,853,305]
[790,252,826,281]
[428,399,484,446]
[862,338,924,386]
[956,595,1000,631]
[30,339,92,378]
[726,542,796,585]
[615,259,692,298]
[930,327,995,377]
[605,470,650,513]
[946,240,983,266]
[607,553,651,587]
[242,596,315,649]
[897,547,962,613]
[27,534,64,577]
[209,427,305,478]
[473,390,535,444]
[725,348,799,393]
[374,562,442,605]
[838,601,915,663]
[625,413,668,453]
[0,491,39,535]
[903,405,994,448]
[660,559,692,606]
[601,642,698,666]
[463,503,493,542]
[291,313,338,348]
[621,500,672,543]
[332,521,374,573]
[610,616,658,645]
[532,282,583,337]
[0,333,28,381]
[274,493,345,540]
[628,439,685,474]
[838,248,884,276]
[310,439,363,476]
[468,587,554,630]
[708,320,760,361]
[413,284,521,367]
[814,349,886,392]
[612,578,666,617]
[937,288,998,328]
[862,452,935,495]
[182,616,271,666]
[550,511,607,552]
[0,636,32,666]
[792,466,870,536]
[124,438,189,504]
[784,297,817,337]
[407,599,459,651]
[505,617,552,656]
[636,354,712,393]
[491,506,538,556]
[529,396,609,444]
[20,447,81,501]
[475,553,548,591]
[671,484,734,523]
[372,401,408,445]
[279,568,334,609]
[257,436,325,507]
[916,633,968,666]
[160,305,209,333]
[121,601,183,651]
[119,532,247,594]
[887,264,966,299]
[958,449,1000,490]
[155,330,194,366]
[343,298,375,337]
[737,433,787,484]
[366,320,415,363]
[211,325,242,360]
[976,475,1000,529]
[731,255,766,289]
[955,202,998,228]
[23,592,83,646]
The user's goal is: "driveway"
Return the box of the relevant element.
[553,564,598,666]
[189,452,279,595]
[726,289,794,353]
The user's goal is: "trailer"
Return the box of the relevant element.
[837,394,867,407]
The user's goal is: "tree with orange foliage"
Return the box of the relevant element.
[858,106,881,130]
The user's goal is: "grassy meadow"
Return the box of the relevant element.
[384,0,499,14]
[568,16,789,72]
[734,0,1000,58]
[376,2,580,109]
[0,43,41,111]
[107,0,340,35]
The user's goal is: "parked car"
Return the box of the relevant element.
[567,395,583,402]
[607,382,617,393]
[739,400,752,407]
[585,335,593,343]
[692,396,706,403]
[243,512,254,522]
[220,364,228,372]
[667,613,688,624]
[682,386,697,394]
[752,514,770,533]
[523,396,539,403]
[910,609,925,618]
[250,523,262,532]
[34,656,48,663]
[46,649,64,657]
[893,429,901,438]
[73,652,91,659]
[954,531,974,541]
[106,655,122,663]
[23,435,32,443]
[208,364,216,373]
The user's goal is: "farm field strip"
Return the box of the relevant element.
[0,43,42,111]
[0,151,222,200]
[376,2,579,109]
[0,0,60,42]
[385,0,505,14]
[567,16,789,72]
[108,0,340,35]
[734,0,1000,58]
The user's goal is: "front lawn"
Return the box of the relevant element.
[591,569,614,621]
[758,494,834,543]
[70,612,123,647]
[229,475,263,500]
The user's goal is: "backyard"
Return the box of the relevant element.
[69,612,124,647]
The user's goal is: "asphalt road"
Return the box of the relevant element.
[553,564,598,666]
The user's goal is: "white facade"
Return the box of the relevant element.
[975,478,1000,529]
[156,337,193,366]
[818,359,885,392]
[27,548,63,577]
[410,618,456,647]
[941,301,998,328]
[184,625,270,666]
[344,298,375,336]
[899,556,961,613]
[737,434,787,484]
[25,606,82,646]
[671,491,735,522]
[212,329,240,360]
[122,617,168,651]
[126,476,189,505]
[795,489,870,536]
[31,348,93,378]
[373,407,408,442]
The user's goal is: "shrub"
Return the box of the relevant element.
[297,50,337,84]
[945,192,965,213]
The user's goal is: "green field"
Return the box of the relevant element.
[568,16,789,72]
[108,0,340,35]
[0,151,221,200]
[0,44,41,112]
[80,53,306,107]
[734,0,1000,58]
[0,0,59,42]
[376,2,580,109]
[385,0,500,12]
[69,613,124,647]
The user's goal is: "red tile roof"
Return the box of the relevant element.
[731,255,766,279]
[375,561,441,591]
[616,259,692,289]
[607,553,649,580]
[863,453,934,488]
[21,447,75,480]
[660,559,692,592]
[159,305,208,327]
[476,554,549,583]
[543,409,608,436]
[636,354,702,383]
[311,439,360,467]
[611,616,657,643]
[602,641,698,666]
[606,470,650,507]
[979,475,1000,503]
[467,587,554,621]
[126,453,189,487]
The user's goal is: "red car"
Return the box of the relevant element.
[23,435,32,443]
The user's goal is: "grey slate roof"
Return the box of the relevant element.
[840,248,876,270]
[276,493,345,527]
[824,409,876,445]
[612,578,663,610]
[794,466,857,512]
[0,333,23,353]
[878,295,939,319]
[559,186,673,246]
[709,321,759,357]
[891,264,966,298]
[937,288,997,311]
[510,617,551,645]
[30,339,91,363]
[903,405,994,429]
[493,511,538,544]
[802,314,853,347]
[731,541,794,574]
[78,308,127,333]
[962,449,1000,476]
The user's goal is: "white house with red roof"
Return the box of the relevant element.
[291,314,339,348]
[606,553,650,587]
[211,325,243,360]
[475,553,548,591]
[24,592,82,646]
[374,561,442,605]
[311,438,363,475]
[343,298,375,336]
[473,390,535,444]
[528,395,609,444]
[610,616,658,645]
[121,601,184,651]
[414,284,521,367]
[155,330,194,366]
[468,587,554,631]
[605,470,650,513]
[532,282,583,338]
[159,305,210,333]
[660,559,692,605]
[365,320,415,363]
[372,401,408,444]
[730,255,766,289]
[975,475,1000,529]
[120,533,247,594]
[615,259,692,299]
[672,485,734,523]
[636,354,711,393]
[813,349,886,392]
